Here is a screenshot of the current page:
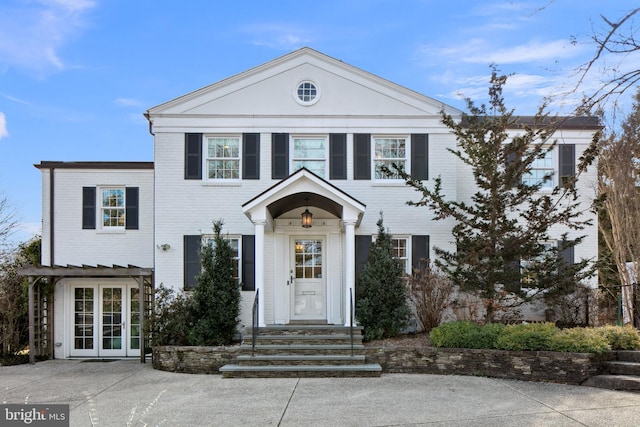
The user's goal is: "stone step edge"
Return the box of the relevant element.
[582,375,640,390]
[219,363,382,373]
[252,334,361,340]
[236,354,366,361]
[255,325,364,331]
[239,344,365,350]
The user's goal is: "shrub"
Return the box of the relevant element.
[408,262,453,332]
[466,323,506,349]
[596,325,640,350]
[548,327,610,353]
[429,321,479,348]
[356,214,410,341]
[496,323,558,351]
[148,283,192,346]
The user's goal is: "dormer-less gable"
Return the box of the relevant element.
[146,47,460,123]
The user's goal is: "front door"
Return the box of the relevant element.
[70,283,139,357]
[291,238,326,321]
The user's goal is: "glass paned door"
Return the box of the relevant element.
[71,287,97,357]
[129,287,141,354]
[100,286,125,356]
[291,238,326,320]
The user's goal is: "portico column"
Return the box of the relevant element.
[344,220,356,326]
[254,219,266,326]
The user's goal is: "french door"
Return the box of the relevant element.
[70,284,140,357]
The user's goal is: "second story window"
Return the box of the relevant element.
[374,137,407,179]
[101,188,125,228]
[293,137,327,177]
[523,150,554,189]
[207,136,240,180]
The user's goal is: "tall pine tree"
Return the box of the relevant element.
[356,213,410,341]
[188,220,240,345]
[391,71,596,322]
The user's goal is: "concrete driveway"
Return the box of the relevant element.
[2,359,640,426]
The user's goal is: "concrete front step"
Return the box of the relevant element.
[582,374,640,391]
[256,325,363,336]
[604,361,640,376]
[617,351,640,363]
[235,354,366,366]
[219,363,382,378]
[253,334,362,346]
[238,344,365,356]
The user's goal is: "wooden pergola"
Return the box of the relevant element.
[18,264,154,364]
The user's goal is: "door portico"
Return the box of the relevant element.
[242,168,365,326]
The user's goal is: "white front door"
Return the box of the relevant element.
[70,283,140,357]
[290,238,326,321]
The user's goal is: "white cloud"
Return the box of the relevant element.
[0,112,8,139]
[114,98,143,107]
[241,23,312,50]
[0,0,96,75]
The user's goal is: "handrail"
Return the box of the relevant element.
[252,289,259,357]
[350,288,354,357]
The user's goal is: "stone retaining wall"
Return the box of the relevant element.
[364,347,614,385]
[152,346,239,374]
[152,345,613,384]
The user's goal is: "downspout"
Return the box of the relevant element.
[49,167,54,266]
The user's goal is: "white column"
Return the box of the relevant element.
[254,220,266,326]
[344,220,356,326]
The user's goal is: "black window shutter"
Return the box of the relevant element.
[355,235,372,278]
[185,133,203,180]
[559,144,575,184]
[411,134,429,180]
[558,240,575,266]
[329,133,347,180]
[82,187,96,230]
[243,133,260,179]
[354,134,371,180]
[184,235,201,290]
[272,133,289,179]
[504,258,521,292]
[242,235,256,291]
[411,235,430,271]
[125,187,139,230]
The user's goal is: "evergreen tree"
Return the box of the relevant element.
[356,213,410,341]
[188,220,240,345]
[391,71,596,322]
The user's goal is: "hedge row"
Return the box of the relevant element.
[429,321,640,353]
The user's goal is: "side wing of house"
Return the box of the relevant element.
[35,161,154,359]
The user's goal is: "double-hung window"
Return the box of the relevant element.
[523,150,554,189]
[373,137,407,180]
[101,188,125,229]
[204,236,241,284]
[292,136,327,177]
[206,136,240,180]
[392,237,410,274]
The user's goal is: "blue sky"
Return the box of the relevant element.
[1,0,638,245]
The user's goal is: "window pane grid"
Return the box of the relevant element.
[204,237,241,283]
[207,137,240,180]
[74,288,94,350]
[293,137,326,176]
[374,138,406,179]
[294,239,322,279]
[101,189,125,228]
[297,82,317,102]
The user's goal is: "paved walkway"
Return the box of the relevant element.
[2,359,640,426]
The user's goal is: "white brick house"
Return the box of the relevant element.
[28,48,599,359]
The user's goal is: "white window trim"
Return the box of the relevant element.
[97,186,126,234]
[203,135,242,183]
[372,235,412,275]
[290,134,329,178]
[202,235,242,284]
[293,79,321,106]
[523,146,555,191]
[371,135,410,182]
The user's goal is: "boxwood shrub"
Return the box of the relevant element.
[429,321,640,353]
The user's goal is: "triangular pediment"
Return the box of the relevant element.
[242,168,365,226]
[147,48,459,118]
